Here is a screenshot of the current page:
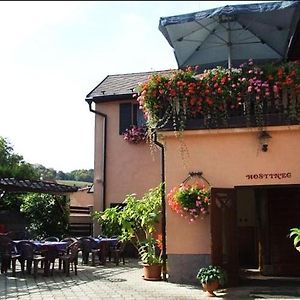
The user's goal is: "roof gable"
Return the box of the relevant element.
[86,69,174,102]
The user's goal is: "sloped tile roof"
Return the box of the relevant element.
[0,178,78,194]
[86,69,175,101]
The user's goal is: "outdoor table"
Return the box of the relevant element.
[93,238,118,265]
[13,240,68,252]
[34,241,68,252]
[13,240,68,276]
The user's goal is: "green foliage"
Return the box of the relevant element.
[0,137,38,179]
[1,193,25,211]
[138,237,162,265]
[33,164,94,182]
[196,265,226,286]
[56,180,92,188]
[93,205,123,237]
[20,193,70,239]
[289,227,300,247]
[93,184,163,264]
[68,169,94,182]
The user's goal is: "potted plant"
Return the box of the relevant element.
[289,227,300,252]
[196,265,226,297]
[122,125,147,144]
[167,183,210,222]
[138,236,162,280]
[93,184,163,280]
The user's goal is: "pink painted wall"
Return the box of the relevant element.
[92,100,161,234]
[69,188,94,207]
[163,125,300,255]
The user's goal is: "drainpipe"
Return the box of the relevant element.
[86,98,107,213]
[153,132,167,282]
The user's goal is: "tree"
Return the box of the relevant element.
[20,193,70,239]
[69,169,93,182]
[0,136,38,211]
[32,164,94,182]
[57,170,66,180]
[0,137,38,179]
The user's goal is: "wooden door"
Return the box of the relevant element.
[266,187,300,275]
[211,188,239,286]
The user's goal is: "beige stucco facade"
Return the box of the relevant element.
[69,188,94,207]
[162,125,300,283]
[90,92,300,282]
[93,100,160,235]
[164,125,300,254]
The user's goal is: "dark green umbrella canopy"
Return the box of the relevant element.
[159,1,300,69]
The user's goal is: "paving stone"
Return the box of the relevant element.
[1,259,300,299]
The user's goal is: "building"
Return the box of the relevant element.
[86,1,300,285]
[85,71,174,236]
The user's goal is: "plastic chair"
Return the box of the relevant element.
[0,236,20,276]
[42,236,59,242]
[16,241,45,277]
[61,237,77,244]
[59,241,80,276]
[58,237,77,269]
[42,245,59,276]
[109,241,126,266]
[79,237,101,266]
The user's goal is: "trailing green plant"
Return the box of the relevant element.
[196,265,226,286]
[289,227,300,248]
[93,184,163,265]
[136,60,300,143]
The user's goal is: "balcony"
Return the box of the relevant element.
[162,94,300,131]
[137,60,300,134]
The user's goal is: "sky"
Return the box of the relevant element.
[0,1,269,172]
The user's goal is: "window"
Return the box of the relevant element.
[119,103,146,134]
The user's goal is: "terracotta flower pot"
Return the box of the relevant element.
[202,281,219,297]
[143,264,162,281]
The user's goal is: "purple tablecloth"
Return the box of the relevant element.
[34,241,68,251]
[93,238,118,247]
[13,240,68,251]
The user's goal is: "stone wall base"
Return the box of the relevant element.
[167,254,211,285]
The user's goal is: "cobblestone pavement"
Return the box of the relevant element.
[1,258,300,300]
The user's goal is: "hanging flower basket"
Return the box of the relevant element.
[167,183,210,222]
[123,125,147,144]
[136,59,300,142]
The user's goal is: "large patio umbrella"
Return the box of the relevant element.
[159,1,300,70]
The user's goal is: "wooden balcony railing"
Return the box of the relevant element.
[159,92,300,131]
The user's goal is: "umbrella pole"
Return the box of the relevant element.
[227,22,232,69]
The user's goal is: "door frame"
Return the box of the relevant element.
[211,187,239,286]
[211,184,300,281]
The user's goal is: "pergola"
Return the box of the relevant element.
[0,177,78,197]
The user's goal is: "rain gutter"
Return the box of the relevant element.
[152,132,167,282]
[86,98,107,211]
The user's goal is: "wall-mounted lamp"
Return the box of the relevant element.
[258,130,272,152]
